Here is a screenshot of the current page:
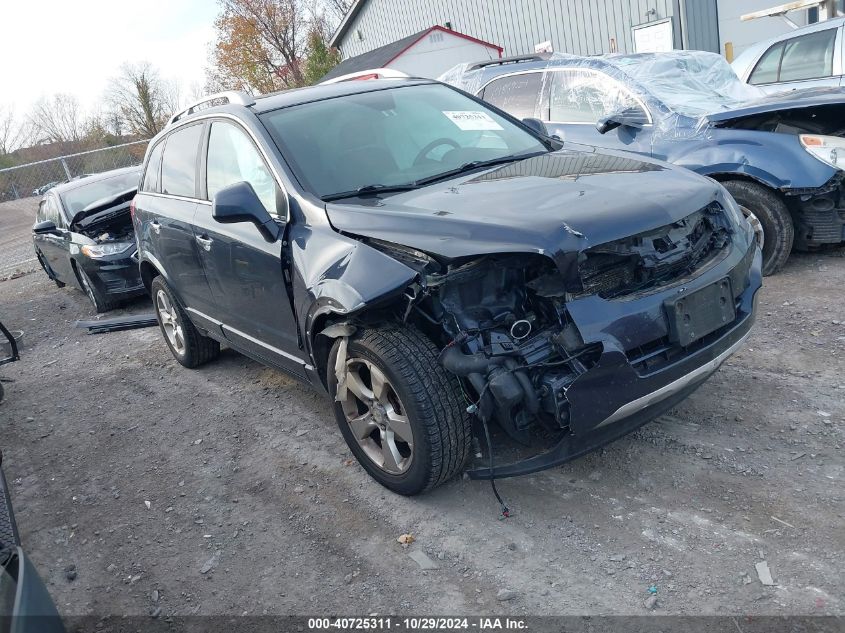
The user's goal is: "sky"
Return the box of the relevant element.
[0,0,220,117]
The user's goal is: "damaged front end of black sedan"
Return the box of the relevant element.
[324,151,762,478]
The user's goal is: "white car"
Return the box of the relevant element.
[732,17,845,94]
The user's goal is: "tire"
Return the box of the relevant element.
[36,251,64,287]
[327,326,471,496]
[723,179,794,276]
[151,276,220,368]
[77,266,114,313]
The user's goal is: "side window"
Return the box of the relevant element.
[206,121,279,216]
[36,200,46,222]
[779,29,836,82]
[550,69,648,124]
[749,42,784,84]
[480,72,543,120]
[41,196,63,227]
[160,124,203,198]
[141,140,165,193]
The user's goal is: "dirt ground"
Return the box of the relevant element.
[0,198,843,618]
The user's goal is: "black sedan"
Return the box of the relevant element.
[32,167,145,312]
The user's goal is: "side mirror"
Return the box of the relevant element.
[522,117,549,137]
[212,181,282,243]
[33,220,60,235]
[522,118,564,150]
[596,107,648,135]
[596,117,623,135]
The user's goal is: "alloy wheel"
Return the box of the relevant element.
[339,358,414,474]
[155,289,186,355]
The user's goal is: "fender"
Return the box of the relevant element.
[664,128,838,192]
[288,223,417,358]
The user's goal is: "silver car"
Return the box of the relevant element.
[732,17,845,93]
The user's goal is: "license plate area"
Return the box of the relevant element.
[665,278,735,347]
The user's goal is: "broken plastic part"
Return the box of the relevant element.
[334,336,349,403]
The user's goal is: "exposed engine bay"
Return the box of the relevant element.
[367,204,736,445]
[72,206,134,244]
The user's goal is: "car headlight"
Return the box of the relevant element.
[720,191,745,227]
[800,134,845,170]
[81,241,135,258]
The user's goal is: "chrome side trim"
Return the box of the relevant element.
[596,329,751,428]
[185,307,222,327]
[223,324,313,371]
[186,307,312,370]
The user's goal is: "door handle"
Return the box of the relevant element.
[195,235,213,251]
[150,220,161,235]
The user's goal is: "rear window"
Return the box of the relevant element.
[160,124,203,198]
[60,172,140,215]
[141,140,165,193]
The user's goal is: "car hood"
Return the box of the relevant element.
[706,87,845,123]
[69,187,136,231]
[325,149,725,262]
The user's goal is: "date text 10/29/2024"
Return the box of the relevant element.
[308,618,528,631]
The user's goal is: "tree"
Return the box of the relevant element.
[29,94,84,144]
[325,0,350,23]
[303,28,341,85]
[107,62,181,139]
[209,0,311,93]
[0,106,28,155]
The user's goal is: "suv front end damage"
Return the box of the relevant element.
[323,150,762,479]
[351,201,759,478]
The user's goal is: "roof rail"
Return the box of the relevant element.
[320,68,411,85]
[467,53,552,71]
[168,91,255,125]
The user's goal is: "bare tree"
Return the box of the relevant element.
[0,106,29,155]
[325,0,350,24]
[107,62,181,138]
[29,94,85,144]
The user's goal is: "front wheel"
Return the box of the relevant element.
[151,276,220,368]
[723,179,794,276]
[77,266,113,313]
[327,326,471,495]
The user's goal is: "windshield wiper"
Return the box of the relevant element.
[410,152,547,187]
[322,184,418,201]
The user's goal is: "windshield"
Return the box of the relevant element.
[607,51,765,117]
[61,171,140,215]
[260,83,548,198]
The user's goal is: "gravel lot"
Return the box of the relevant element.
[0,198,843,618]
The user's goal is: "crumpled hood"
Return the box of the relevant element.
[70,187,136,230]
[706,87,845,123]
[326,149,725,261]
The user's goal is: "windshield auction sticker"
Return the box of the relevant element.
[443,111,504,131]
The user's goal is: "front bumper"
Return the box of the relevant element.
[468,242,762,479]
[76,251,145,299]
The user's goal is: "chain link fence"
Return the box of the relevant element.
[0,140,149,203]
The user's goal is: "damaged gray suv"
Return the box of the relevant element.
[133,79,762,495]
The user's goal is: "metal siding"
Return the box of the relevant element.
[335,0,720,61]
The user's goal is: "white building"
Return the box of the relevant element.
[328,0,844,68]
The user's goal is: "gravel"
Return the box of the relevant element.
[1,198,843,616]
